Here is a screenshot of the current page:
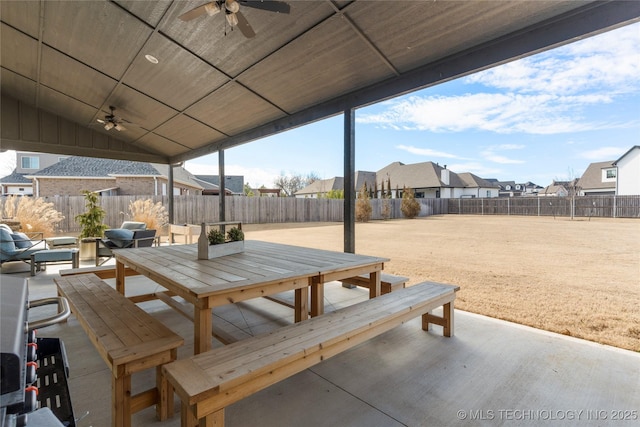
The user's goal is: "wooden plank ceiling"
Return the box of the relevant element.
[1,1,638,164]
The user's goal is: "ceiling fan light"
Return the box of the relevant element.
[114,123,123,132]
[225,0,239,13]
[104,122,114,131]
[226,12,238,26]
[205,2,220,16]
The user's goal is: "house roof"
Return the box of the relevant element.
[0,171,31,184]
[613,145,640,165]
[457,173,497,189]
[28,156,203,189]
[296,177,344,196]
[195,175,244,194]
[376,161,487,189]
[1,1,637,164]
[577,161,616,190]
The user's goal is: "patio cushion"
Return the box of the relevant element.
[104,229,134,248]
[11,232,32,249]
[1,227,17,258]
[120,221,146,230]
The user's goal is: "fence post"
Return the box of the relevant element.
[537,197,540,216]
[613,195,617,218]
[508,198,510,216]
[481,198,484,215]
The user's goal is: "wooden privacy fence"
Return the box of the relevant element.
[22,196,448,233]
[448,195,640,218]
[2,195,635,234]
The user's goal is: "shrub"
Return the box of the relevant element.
[227,227,244,242]
[128,199,169,230]
[2,195,64,237]
[75,191,108,239]
[355,184,372,222]
[207,229,225,245]
[400,187,420,219]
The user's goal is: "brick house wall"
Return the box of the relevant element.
[36,178,116,197]
[34,176,202,197]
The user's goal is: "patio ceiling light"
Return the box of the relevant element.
[205,2,221,16]
[104,122,114,131]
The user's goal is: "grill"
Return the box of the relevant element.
[1,277,74,427]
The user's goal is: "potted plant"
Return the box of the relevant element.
[198,222,244,259]
[75,190,108,261]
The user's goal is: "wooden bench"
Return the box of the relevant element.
[54,273,184,427]
[163,281,459,427]
[341,272,409,294]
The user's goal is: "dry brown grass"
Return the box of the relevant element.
[243,215,640,352]
[2,195,65,237]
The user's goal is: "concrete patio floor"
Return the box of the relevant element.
[4,260,639,427]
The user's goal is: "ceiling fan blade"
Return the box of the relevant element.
[240,0,290,14]
[97,118,106,124]
[178,3,210,21]
[236,11,256,38]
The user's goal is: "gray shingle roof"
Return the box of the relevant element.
[195,175,244,194]
[0,171,31,184]
[31,156,160,177]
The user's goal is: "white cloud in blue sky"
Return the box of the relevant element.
[356,24,640,136]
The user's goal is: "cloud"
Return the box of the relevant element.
[356,23,640,135]
[480,144,525,164]
[579,147,628,160]
[395,145,461,158]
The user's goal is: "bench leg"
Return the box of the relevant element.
[182,402,222,427]
[156,348,177,421]
[421,301,455,337]
[112,371,132,427]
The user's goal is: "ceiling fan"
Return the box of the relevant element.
[96,106,128,132]
[178,0,291,39]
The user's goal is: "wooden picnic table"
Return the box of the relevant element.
[114,240,388,354]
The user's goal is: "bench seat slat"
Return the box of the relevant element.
[58,275,174,364]
[164,282,458,408]
[193,282,452,372]
[54,273,184,427]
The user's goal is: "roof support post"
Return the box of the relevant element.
[343,108,355,254]
[168,164,174,225]
[219,150,226,224]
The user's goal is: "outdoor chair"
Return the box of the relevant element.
[0,223,49,270]
[95,228,157,266]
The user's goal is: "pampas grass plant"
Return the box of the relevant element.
[128,199,168,231]
[2,195,64,237]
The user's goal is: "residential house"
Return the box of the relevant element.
[376,161,498,199]
[0,151,69,195]
[485,180,543,197]
[294,172,376,198]
[295,162,498,199]
[24,156,203,197]
[613,145,640,195]
[538,180,576,197]
[193,175,244,195]
[577,161,617,195]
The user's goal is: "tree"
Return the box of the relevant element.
[355,184,372,222]
[274,171,320,197]
[243,183,254,197]
[400,186,420,219]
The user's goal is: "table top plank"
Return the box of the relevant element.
[114,241,388,301]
